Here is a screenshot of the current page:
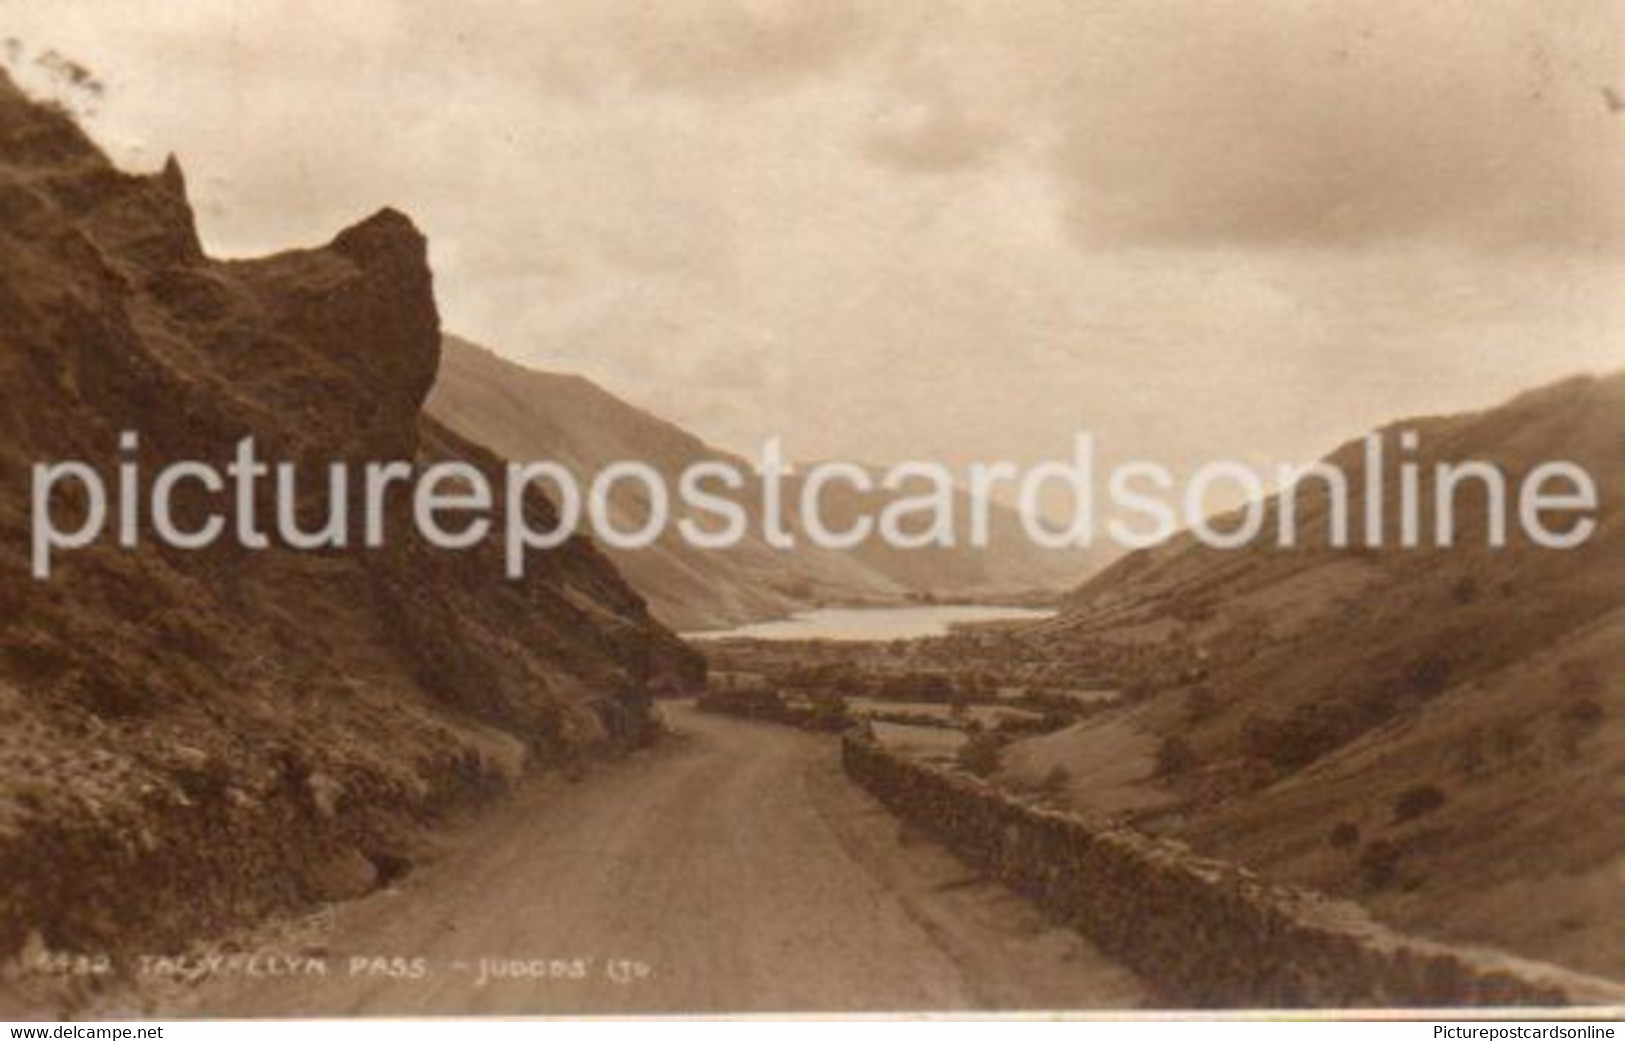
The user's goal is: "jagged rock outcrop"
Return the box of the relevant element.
[0,69,701,989]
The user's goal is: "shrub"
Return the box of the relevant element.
[1241,707,1345,770]
[1359,839,1403,892]
[957,731,1006,778]
[1559,660,1604,699]
[1154,734,1198,778]
[1558,697,1605,756]
[808,693,851,731]
[1491,717,1529,761]
[1455,726,1487,777]
[1560,697,1605,730]
[1401,653,1454,699]
[1328,821,1361,851]
[1037,764,1072,794]
[1392,783,1447,823]
[1039,711,1072,733]
[1122,675,1163,702]
[1186,686,1219,723]
[1450,576,1481,606]
[66,669,148,719]
[880,671,954,702]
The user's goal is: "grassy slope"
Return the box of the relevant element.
[1021,373,1625,977]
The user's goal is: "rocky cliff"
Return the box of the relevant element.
[0,69,700,987]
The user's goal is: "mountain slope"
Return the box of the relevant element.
[429,335,1097,630]
[0,70,699,981]
[1015,373,1625,977]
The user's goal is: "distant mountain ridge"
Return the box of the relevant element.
[429,335,1098,630]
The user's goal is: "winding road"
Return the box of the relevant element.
[180,704,1145,1015]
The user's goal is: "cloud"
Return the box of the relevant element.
[6,0,1621,490]
[1029,0,1625,250]
[861,91,1005,175]
[609,0,871,96]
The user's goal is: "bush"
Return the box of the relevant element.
[1560,697,1605,730]
[957,731,1006,778]
[1154,734,1198,778]
[1241,708,1345,770]
[880,671,954,703]
[808,693,852,731]
[1037,764,1072,794]
[1122,676,1161,702]
[1359,839,1403,892]
[1401,653,1454,699]
[1039,711,1072,733]
[1185,686,1219,723]
[1492,717,1530,761]
[1559,660,1603,699]
[1559,697,1605,755]
[1455,726,1486,777]
[697,687,787,720]
[1328,821,1361,851]
[1392,783,1447,823]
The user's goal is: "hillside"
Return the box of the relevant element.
[429,336,1097,630]
[1012,373,1625,977]
[0,69,700,981]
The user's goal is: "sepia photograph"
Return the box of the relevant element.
[0,0,1622,1027]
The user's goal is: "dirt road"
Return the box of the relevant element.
[171,705,1145,1015]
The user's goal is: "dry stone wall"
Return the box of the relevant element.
[842,731,1624,1008]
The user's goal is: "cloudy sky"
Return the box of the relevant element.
[6,0,1624,481]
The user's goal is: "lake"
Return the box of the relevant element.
[685,604,1055,642]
